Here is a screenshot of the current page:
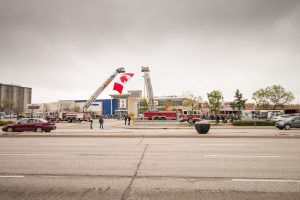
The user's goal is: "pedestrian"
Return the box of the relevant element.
[99,115,104,129]
[216,115,220,123]
[90,118,93,129]
[128,115,131,125]
[124,115,128,125]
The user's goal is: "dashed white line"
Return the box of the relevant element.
[0,176,24,178]
[38,144,100,146]
[205,155,282,158]
[197,144,245,146]
[0,154,65,156]
[232,179,300,183]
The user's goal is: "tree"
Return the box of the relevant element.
[164,99,173,111]
[71,106,81,112]
[232,89,247,112]
[13,105,21,116]
[43,103,49,113]
[139,98,148,114]
[182,91,202,112]
[252,88,270,108]
[2,99,14,117]
[207,90,223,116]
[0,103,4,121]
[252,85,294,109]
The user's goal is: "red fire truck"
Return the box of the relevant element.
[141,67,201,124]
[144,109,201,124]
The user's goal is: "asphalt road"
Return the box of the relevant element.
[0,137,300,200]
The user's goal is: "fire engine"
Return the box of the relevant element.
[46,67,125,122]
[143,109,201,124]
[142,67,201,124]
[46,111,89,123]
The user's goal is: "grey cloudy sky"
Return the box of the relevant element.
[0,0,299,103]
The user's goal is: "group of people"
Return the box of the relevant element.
[90,115,104,129]
[201,113,241,123]
[124,114,132,125]
[89,114,132,129]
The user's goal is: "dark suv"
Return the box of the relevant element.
[2,118,56,132]
[276,116,300,130]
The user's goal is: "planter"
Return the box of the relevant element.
[195,121,210,134]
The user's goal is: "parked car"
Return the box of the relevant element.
[271,114,292,122]
[2,118,56,133]
[275,116,300,130]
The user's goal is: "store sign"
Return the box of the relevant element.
[28,105,40,109]
[119,99,127,109]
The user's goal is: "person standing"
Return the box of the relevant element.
[128,114,131,125]
[99,115,104,129]
[90,118,93,129]
[124,115,128,125]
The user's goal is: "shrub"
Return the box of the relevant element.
[0,121,14,126]
[232,120,276,126]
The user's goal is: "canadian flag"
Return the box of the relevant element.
[113,73,134,94]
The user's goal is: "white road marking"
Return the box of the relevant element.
[0,153,65,156]
[38,144,100,146]
[205,155,282,158]
[0,176,24,178]
[197,144,245,146]
[232,179,300,183]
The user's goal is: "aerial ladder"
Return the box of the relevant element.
[82,67,125,113]
[141,67,157,111]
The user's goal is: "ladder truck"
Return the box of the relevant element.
[141,67,157,112]
[46,67,125,122]
[82,67,125,113]
[142,67,201,124]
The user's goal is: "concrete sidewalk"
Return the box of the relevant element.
[113,123,275,129]
[1,127,300,138]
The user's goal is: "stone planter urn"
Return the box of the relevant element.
[195,121,210,134]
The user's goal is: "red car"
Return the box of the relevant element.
[2,118,56,133]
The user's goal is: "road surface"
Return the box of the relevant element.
[0,136,300,199]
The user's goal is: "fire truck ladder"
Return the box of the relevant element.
[82,67,125,113]
[141,66,157,111]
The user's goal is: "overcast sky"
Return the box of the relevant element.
[0,0,299,103]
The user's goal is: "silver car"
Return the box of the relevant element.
[276,116,300,130]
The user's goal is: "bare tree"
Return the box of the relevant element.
[182,91,202,112]
[164,99,173,111]
[2,99,14,117]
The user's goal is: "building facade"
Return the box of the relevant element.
[0,83,32,115]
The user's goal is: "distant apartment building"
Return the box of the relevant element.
[0,83,32,114]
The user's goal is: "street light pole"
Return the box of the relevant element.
[254,103,256,128]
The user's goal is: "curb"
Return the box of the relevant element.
[111,125,276,130]
[1,134,299,139]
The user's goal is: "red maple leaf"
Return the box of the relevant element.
[120,75,128,83]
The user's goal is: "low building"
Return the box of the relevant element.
[27,90,143,117]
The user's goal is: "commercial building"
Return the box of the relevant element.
[0,83,32,115]
[28,90,143,118]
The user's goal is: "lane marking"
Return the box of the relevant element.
[0,176,24,178]
[205,155,282,158]
[197,144,245,146]
[38,144,101,146]
[232,179,300,183]
[0,154,65,156]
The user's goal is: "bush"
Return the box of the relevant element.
[232,120,276,126]
[0,121,14,126]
